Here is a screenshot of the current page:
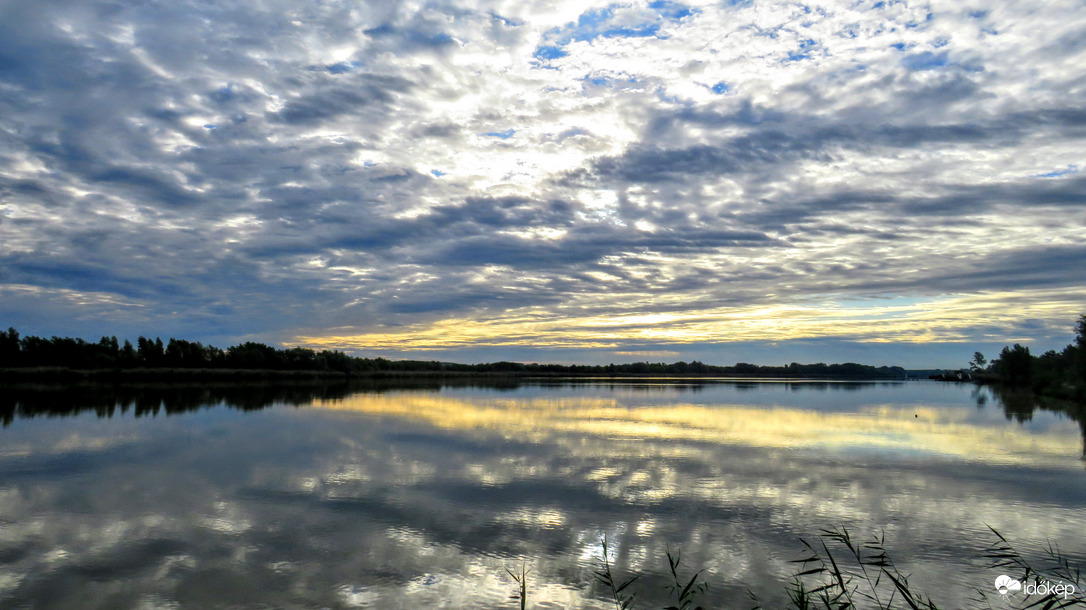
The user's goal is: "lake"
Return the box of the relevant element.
[1,379,1083,608]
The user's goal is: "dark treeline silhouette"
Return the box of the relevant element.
[969,315,1086,399]
[0,327,906,379]
[0,328,356,373]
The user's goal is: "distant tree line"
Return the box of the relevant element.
[968,315,1086,398]
[0,327,907,379]
[0,329,360,373]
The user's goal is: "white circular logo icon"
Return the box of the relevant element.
[995,575,1022,595]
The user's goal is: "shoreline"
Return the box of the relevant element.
[0,366,911,384]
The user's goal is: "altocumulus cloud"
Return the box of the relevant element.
[0,0,1083,366]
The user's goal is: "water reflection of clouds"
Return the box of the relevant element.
[311,392,1083,469]
[297,389,1085,606]
[1,385,1084,608]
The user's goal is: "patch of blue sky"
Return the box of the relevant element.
[710,82,730,94]
[648,1,697,20]
[573,6,613,32]
[365,23,395,36]
[1035,165,1080,179]
[828,295,932,318]
[601,23,661,39]
[203,124,217,130]
[431,169,446,177]
[724,0,753,7]
[582,73,642,89]
[969,10,988,19]
[902,51,948,70]
[572,7,663,41]
[533,45,568,60]
[533,4,679,63]
[484,129,515,139]
[786,40,817,64]
[209,85,236,103]
[904,12,934,28]
[903,51,982,72]
[413,31,454,47]
[325,61,362,75]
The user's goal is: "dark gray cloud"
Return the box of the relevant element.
[268,73,414,125]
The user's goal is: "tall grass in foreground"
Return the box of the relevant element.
[507,563,530,610]
[759,526,941,609]
[507,526,1085,609]
[594,536,640,609]
[978,525,1084,609]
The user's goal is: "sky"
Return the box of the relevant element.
[0,0,1084,368]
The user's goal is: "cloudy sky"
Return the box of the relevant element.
[1,0,1083,367]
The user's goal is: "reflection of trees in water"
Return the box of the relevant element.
[970,385,987,408]
[1,379,908,427]
[984,384,1086,462]
[1,383,322,426]
[0,378,517,426]
[14,379,1079,461]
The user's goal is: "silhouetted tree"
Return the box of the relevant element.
[970,351,986,371]
[121,339,137,366]
[226,341,282,369]
[734,362,758,374]
[1077,315,1086,382]
[137,336,165,366]
[994,343,1032,386]
[0,327,19,367]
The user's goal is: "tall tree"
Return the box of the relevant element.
[995,343,1032,386]
[0,327,19,367]
[121,339,137,366]
[1076,315,1086,382]
[969,351,987,371]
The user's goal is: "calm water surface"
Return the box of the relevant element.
[1,380,1083,608]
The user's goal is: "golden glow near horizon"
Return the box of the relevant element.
[309,392,1082,470]
[295,288,1086,352]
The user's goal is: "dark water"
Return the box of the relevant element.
[0,380,1083,609]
